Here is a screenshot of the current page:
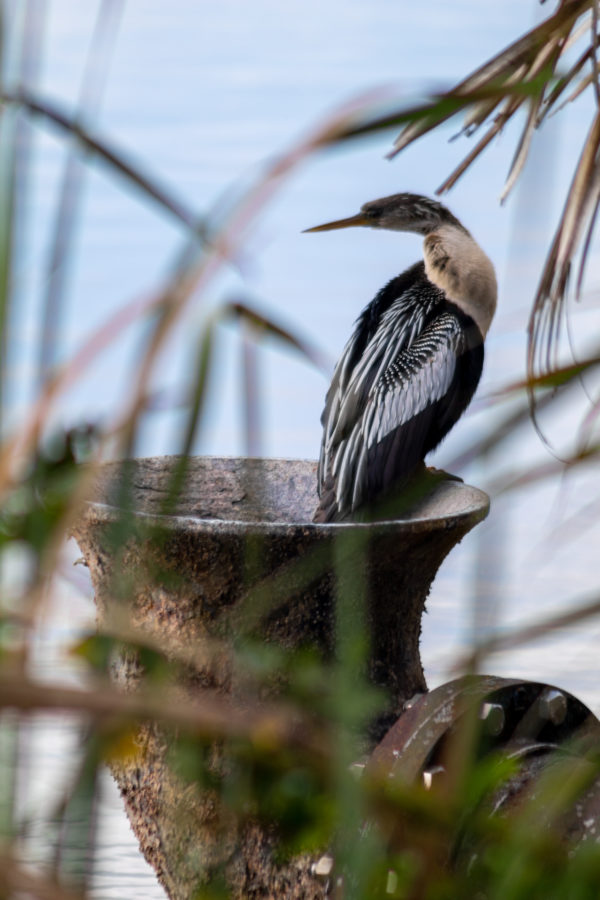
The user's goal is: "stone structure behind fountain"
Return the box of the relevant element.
[72,456,489,899]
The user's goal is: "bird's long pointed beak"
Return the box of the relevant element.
[303,212,370,233]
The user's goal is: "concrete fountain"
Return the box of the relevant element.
[72,455,489,898]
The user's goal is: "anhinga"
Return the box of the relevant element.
[305,193,497,523]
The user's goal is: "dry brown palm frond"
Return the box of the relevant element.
[392,1,593,211]
[528,109,600,382]
[591,0,600,105]
[560,6,594,53]
[499,92,545,204]
[575,188,600,295]
[538,45,593,122]
[499,36,565,203]
[390,0,591,157]
[387,0,600,429]
[460,64,528,136]
[551,60,600,112]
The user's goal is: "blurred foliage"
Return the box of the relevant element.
[0,1,600,899]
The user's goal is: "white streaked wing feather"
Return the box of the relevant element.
[325,292,436,451]
[368,314,463,447]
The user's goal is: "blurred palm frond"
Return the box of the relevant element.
[312,1,600,411]
[386,0,600,402]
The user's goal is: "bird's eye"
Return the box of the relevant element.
[363,206,382,220]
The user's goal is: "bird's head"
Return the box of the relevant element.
[304,192,466,236]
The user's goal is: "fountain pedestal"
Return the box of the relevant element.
[73,456,488,898]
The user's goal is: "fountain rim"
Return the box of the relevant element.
[79,455,490,537]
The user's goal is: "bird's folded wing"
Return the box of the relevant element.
[332,312,466,513]
[318,294,436,487]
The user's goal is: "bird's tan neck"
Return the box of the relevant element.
[423,224,497,337]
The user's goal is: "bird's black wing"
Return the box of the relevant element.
[318,308,482,520]
[317,272,441,494]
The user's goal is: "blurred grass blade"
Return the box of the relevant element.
[445,391,557,474]
[503,441,600,492]
[38,0,124,387]
[160,322,215,516]
[241,322,261,458]
[486,349,600,398]
[461,592,600,671]
[223,300,331,373]
[0,713,18,839]
[149,296,331,517]
[179,324,214,458]
[0,86,206,237]
[0,8,41,849]
[0,852,85,900]
[221,298,332,461]
[0,673,328,759]
[332,526,378,896]
[53,732,100,891]
[0,28,21,439]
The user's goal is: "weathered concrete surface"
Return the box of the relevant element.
[72,456,489,899]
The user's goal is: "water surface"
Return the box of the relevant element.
[17,2,600,895]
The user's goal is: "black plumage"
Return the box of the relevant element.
[314,262,484,523]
